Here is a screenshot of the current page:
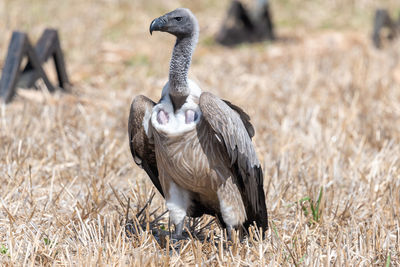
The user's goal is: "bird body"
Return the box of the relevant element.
[151,93,247,227]
[129,8,268,238]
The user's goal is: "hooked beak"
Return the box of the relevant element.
[149,17,167,35]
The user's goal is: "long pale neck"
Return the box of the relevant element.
[168,33,197,98]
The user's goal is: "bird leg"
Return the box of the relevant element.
[165,181,190,240]
[226,225,234,241]
[171,217,185,240]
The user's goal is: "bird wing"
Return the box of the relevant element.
[128,95,164,197]
[223,99,255,138]
[199,92,268,231]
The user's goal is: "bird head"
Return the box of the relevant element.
[149,8,198,38]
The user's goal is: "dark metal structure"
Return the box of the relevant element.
[0,29,69,103]
[216,0,275,46]
[372,9,400,48]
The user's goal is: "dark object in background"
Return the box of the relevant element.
[372,9,400,48]
[216,0,275,46]
[0,29,69,103]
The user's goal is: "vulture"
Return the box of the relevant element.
[128,8,268,239]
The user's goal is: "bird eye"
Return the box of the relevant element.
[174,17,183,22]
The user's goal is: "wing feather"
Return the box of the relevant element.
[199,92,268,231]
[128,95,164,197]
[223,100,255,138]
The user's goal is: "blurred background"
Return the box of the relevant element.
[1,0,399,96]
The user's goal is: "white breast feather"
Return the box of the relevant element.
[151,79,202,136]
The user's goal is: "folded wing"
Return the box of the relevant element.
[128,95,164,197]
[199,92,268,231]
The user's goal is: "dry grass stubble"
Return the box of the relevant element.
[1,0,400,265]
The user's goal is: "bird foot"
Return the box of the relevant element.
[170,233,187,242]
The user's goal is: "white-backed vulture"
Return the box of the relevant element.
[128,8,268,239]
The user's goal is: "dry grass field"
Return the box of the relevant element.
[1,0,400,265]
